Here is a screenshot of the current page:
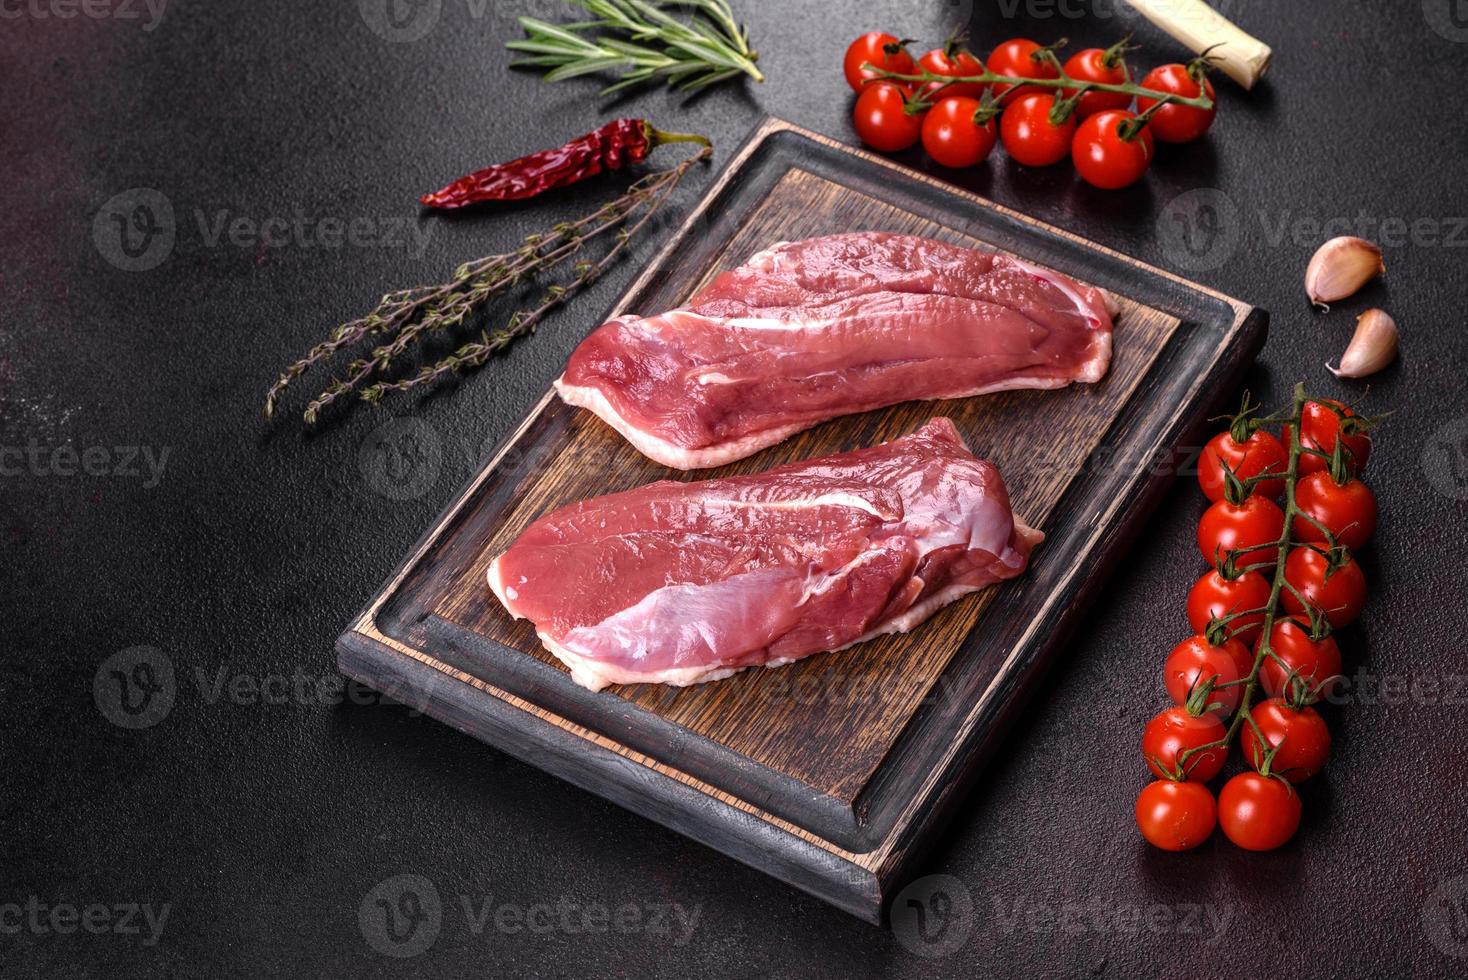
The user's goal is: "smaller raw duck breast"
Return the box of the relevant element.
[488,418,1042,691]
[557,232,1115,469]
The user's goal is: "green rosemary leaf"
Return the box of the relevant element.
[597,37,672,61]
[509,56,577,70]
[544,56,635,82]
[678,66,740,92]
[662,37,741,70]
[515,16,599,49]
[598,73,655,97]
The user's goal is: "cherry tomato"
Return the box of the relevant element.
[917,44,985,101]
[1284,399,1372,477]
[1135,63,1217,143]
[1197,494,1285,570]
[920,97,997,168]
[1164,634,1250,715]
[843,32,916,92]
[1283,546,1366,628]
[851,82,925,152]
[1187,569,1271,643]
[1293,470,1378,551]
[1259,618,1343,700]
[1062,46,1131,119]
[986,38,1061,105]
[1136,779,1216,851]
[1241,698,1331,783]
[1197,428,1287,502]
[999,92,1076,167]
[1143,706,1227,782]
[1217,772,1301,851]
[1071,110,1153,189]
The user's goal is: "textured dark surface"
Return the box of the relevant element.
[3,1,1466,977]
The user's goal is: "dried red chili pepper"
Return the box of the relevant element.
[420,119,711,210]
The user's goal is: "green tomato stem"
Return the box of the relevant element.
[866,63,1215,111]
[1178,384,1320,771]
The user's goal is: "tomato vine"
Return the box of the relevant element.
[1138,383,1382,852]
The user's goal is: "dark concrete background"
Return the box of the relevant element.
[4,0,1468,976]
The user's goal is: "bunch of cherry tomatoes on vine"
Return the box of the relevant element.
[1136,389,1380,853]
[842,31,1218,189]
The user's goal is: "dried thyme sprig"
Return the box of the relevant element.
[263,145,710,424]
[359,145,699,402]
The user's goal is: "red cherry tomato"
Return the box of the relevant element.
[1164,634,1250,715]
[1217,772,1301,851]
[1284,399,1372,477]
[1258,618,1343,700]
[999,92,1077,167]
[1136,779,1216,851]
[1241,698,1332,783]
[851,82,925,152]
[920,97,997,168]
[1197,494,1285,570]
[843,32,916,91]
[1282,546,1367,628]
[1062,46,1131,119]
[1143,706,1227,781]
[1198,428,1287,502]
[917,44,985,101]
[986,38,1061,105]
[1135,63,1217,143]
[1071,110,1154,189]
[1292,470,1378,551]
[1187,569,1271,643]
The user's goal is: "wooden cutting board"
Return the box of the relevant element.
[337,118,1266,924]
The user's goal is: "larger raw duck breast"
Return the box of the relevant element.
[556,232,1116,469]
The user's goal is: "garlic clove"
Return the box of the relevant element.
[1305,236,1385,308]
[1329,308,1398,379]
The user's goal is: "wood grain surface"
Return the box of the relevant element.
[431,167,1178,802]
[340,118,1265,920]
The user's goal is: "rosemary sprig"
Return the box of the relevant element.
[263,146,709,424]
[360,146,701,402]
[508,0,763,96]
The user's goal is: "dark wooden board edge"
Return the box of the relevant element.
[336,630,886,924]
[332,117,1273,922]
[336,305,1267,924]
[416,612,886,852]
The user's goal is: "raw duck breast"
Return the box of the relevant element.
[488,418,1042,691]
[556,232,1115,469]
